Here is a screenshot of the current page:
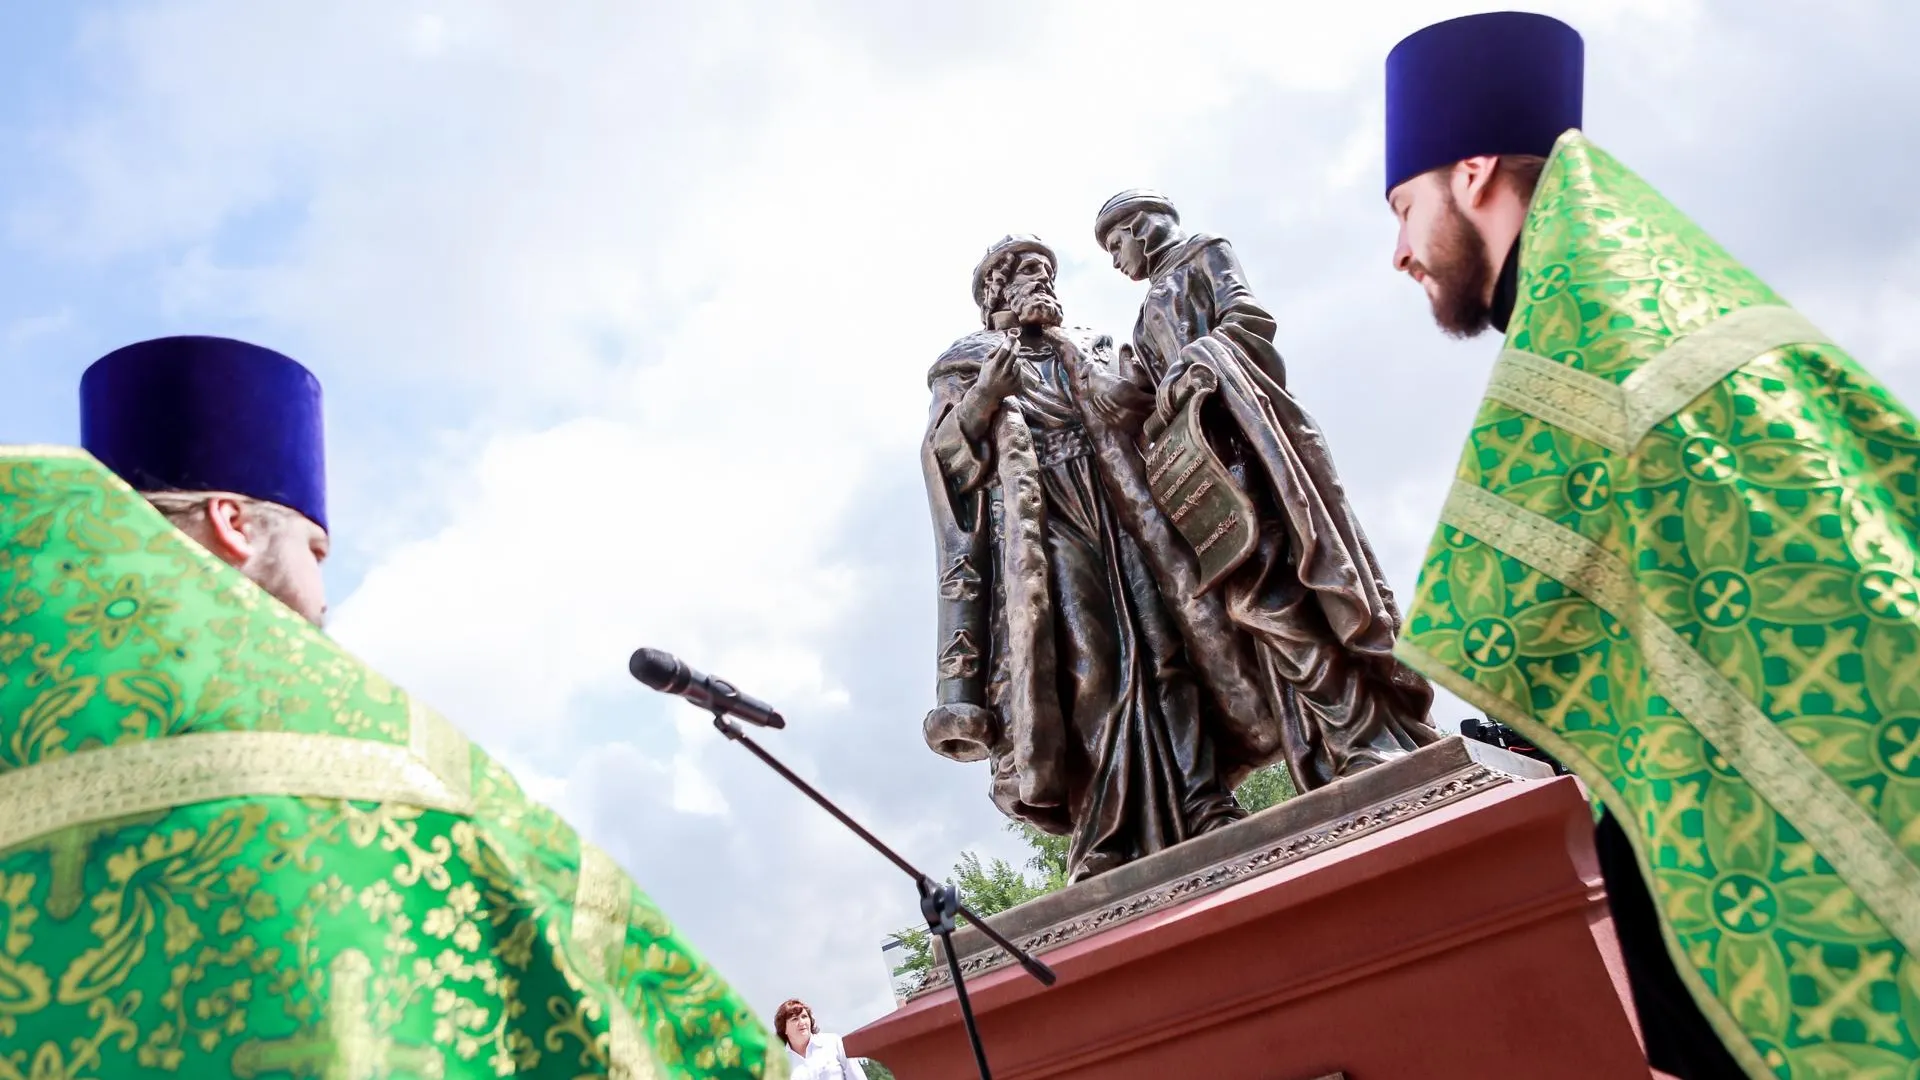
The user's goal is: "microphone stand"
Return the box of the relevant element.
[706,710,1055,1080]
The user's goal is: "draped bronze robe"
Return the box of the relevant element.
[919,325,1290,879]
[1128,235,1439,789]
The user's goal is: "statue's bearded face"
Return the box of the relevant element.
[1390,173,1494,338]
[996,252,1064,327]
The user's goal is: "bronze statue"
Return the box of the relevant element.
[1093,189,1440,790]
[920,235,1297,881]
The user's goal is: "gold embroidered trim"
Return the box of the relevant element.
[1486,349,1630,454]
[409,695,474,806]
[572,841,630,982]
[607,996,665,1080]
[1438,479,1920,956]
[0,701,475,854]
[1487,306,1831,453]
[1620,306,1830,445]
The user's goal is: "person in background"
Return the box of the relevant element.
[775,999,869,1080]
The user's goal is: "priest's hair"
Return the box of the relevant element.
[143,490,299,540]
[1422,154,1547,202]
[1499,154,1548,201]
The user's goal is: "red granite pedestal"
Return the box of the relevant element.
[848,774,1649,1079]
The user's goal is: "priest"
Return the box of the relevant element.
[79,335,334,626]
[0,335,781,1078]
[1382,13,1920,1079]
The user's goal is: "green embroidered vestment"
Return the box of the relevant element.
[0,446,783,1080]
[1396,131,1920,1079]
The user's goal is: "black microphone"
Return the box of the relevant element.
[628,648,787,729]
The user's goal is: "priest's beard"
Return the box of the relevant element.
[1419,195,1495,338]
[238,520,328,628]
[246,545,325,627]
[1007,279,1065,328]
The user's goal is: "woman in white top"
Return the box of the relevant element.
[774,998,869,1080]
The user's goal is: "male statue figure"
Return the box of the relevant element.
[1095,191,1440,790]
[920,234,1292,880]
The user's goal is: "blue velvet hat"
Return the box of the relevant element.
[1385,12,1584,195]
[80,335,328,532]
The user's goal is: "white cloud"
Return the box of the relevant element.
[21,0,1920,1046]
[5,306,72,348]
[324,415,859,756]
[1794,237,1920,380]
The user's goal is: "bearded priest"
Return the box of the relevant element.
[1382,13,1920,1080]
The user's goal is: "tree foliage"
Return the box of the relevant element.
[1234,760,1298,813]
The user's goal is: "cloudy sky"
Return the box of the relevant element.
[2,0,1916,1040]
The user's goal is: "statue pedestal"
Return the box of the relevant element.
[847,738,1651,1079]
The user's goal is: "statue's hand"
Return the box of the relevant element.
[956,330,1021,444]
[975,329,1022,403]
[1086,343,1153,430]
[1150,359,1191,435]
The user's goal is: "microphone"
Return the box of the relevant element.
[628,648,787,729]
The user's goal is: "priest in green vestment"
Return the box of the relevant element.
[1383,13,1920,1079]
[0,336,782,1079]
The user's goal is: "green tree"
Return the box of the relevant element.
[885,821,1059,985]
[885,765,1294,986]
[1234,761,1298,813]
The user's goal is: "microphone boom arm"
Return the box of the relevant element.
[709,714,1056,983]
[705,711,1056,1080]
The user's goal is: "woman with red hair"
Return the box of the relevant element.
[773,999,868,1080]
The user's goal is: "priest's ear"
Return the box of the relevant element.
[203,495,300,566]
[147,491,274,565]
[1447,156,1503,208]
[1449,155,1548,208]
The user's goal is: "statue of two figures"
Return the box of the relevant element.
[920,191,1440,883]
